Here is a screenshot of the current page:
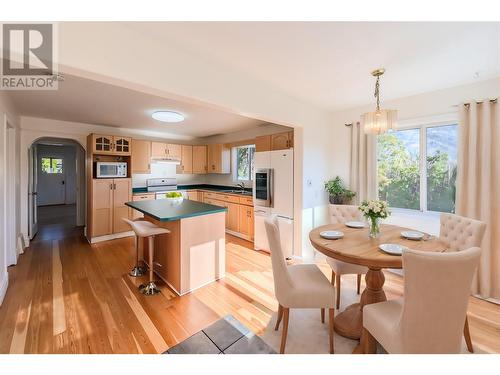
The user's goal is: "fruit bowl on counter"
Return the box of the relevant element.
[164,191,184,204]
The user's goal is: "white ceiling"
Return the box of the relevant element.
[7,74,264,138]
[128,22,500,111]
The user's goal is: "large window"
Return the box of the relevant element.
[377,123,458,213]
[234,144,255,181]
[41,157,63,174]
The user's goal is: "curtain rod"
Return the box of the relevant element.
[452,98,497,107]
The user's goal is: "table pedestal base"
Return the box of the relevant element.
[333,268,387,353]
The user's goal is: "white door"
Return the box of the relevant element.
[37,155,66,205]
[270,149,294,219]
[28,145,38,238]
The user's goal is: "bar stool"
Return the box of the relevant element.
[123,218,170,295]
[123,218,147,277]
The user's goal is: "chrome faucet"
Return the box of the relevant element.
[236,182,246,192]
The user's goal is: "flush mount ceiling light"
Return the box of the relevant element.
[152,110,185,123]
[362,68,397,135]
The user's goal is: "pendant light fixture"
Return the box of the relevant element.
[362,68,397,135]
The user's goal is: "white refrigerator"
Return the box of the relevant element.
[253,149,294,258]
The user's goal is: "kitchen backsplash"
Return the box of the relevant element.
[132,162,205,188]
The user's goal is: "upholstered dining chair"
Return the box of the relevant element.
[439,213,486,352]
[363,246,481,353]
[265,215,336,354]
[326,204,368,309]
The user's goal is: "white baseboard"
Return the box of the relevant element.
[0,271,8,306]
[90,231,134,244]
[17,234,25,255]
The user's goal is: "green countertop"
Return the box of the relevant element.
[125,199,227,222]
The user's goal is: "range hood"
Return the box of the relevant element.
[150,156,181,164]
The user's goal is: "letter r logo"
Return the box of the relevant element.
[2,24,53,76]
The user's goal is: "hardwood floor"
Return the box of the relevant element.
[0,229,499,354]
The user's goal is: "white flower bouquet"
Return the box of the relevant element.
[358,199,390,238]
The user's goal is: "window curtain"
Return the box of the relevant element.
[456,100,499,301]
[349,121,377,204]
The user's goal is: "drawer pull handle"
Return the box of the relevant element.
[153,262,163,268]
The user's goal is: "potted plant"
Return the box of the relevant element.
[324,176,356,204]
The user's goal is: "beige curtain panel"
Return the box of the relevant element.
[349,122,377,204]
[456,99,499,301]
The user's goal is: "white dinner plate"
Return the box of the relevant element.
[401,231,425,241]
[320,230,344,240]
[345,221,366,229]
[379,243,408,256]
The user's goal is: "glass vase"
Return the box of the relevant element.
[369,217,380,238]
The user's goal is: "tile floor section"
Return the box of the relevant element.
[165,315,276,354]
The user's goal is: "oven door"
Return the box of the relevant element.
[254,168,273,207]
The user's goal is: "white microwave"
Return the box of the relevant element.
[96,162,127,178]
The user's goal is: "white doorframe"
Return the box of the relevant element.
[28,137,86,238]
[28,144,38,239]
[6,118,17,266]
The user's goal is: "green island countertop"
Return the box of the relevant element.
[125,199,227,222]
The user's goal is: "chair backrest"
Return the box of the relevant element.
[400,247,481,353]
[265,215,293,304]
[328,204,362,224]
[439,213,486,252]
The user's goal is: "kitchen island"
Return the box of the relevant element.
[125,199,227,295]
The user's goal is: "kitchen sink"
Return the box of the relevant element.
[222,190,251,195]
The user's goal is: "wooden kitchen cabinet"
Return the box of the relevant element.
[207,143,230,173]
[131,139,151,174]
[271,131,294,150]
[255,135,271,152]
[151,142,182,160]
[91,134,114,154]
[112,178,132,233]
[166,144,182,160]
[151,142,166,158]
[113,137,132,155]
[187,190,203,202]
[238,205,254,240]
[91,178,132,236]
[91,179,114,236]
[178,145,193,174]
[226,202,240,232]
[91,134,131,155]
[192,145,208,174]
[131,193,155,219]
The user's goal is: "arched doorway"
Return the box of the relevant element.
[28,137,86,241]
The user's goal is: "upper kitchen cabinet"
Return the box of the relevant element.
[151,142,182,161]
[178,145,193,174]
[192,145,208,174]
[271,131,294,150]
[113,137,132,155]
[91,134,132,155]
[131,139,151,174]
[207,143,230,174]
[92,134,113,154]
[255,135,271,152]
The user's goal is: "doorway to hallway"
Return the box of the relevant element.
[28,138,86,242]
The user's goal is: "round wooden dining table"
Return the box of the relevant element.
[309,223,447,353]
